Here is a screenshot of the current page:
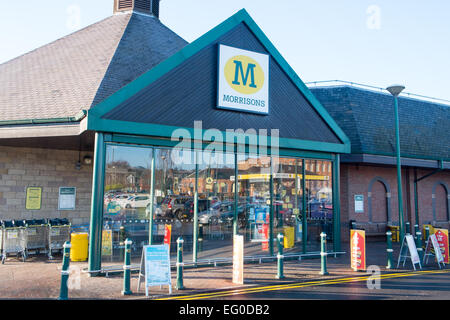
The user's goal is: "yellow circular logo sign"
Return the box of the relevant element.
[224,55,265,95]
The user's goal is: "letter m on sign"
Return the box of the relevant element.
[232,60,257,88]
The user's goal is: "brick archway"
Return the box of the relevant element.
[432,181,450,222]
[368,177,392,223]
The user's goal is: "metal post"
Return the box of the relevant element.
[301,159,307,254]
[269,157,274,256]
[119,226,126,261]
[405,222,411,235]
[198,224,203,252]
[416,232,423,261]
[393,95,405,242]
[148,149,155,245]
[233,152,239,236]
[193,151,199,264]
[88,132,106,274]
[386,231,394,269]
[414,224,419,240]
[276,233,285,279]
[425,226,430,243]
[333,154,341,252]
[122,239,132,295]
[59,241,71,300]
[413,169,420,226]
[320,233,329,275]
[176,237,184,290]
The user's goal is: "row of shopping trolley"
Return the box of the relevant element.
[0,218,71,264]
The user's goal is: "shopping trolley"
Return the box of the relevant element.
[24,219,48,256]
[1,220,27,264]
[48,219,71,259]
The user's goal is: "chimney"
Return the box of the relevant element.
[114,0,160,17]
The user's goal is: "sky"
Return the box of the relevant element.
[0,0,449,101]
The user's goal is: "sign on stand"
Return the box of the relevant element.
[434,229,449,264]
[423,234,445,269]
[232,235,244,285]
[137,245,172,297]
[397,235,422,270]
[350,230,366,271]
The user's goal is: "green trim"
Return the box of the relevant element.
[88,118,349,154]
[87,9,350,153]
[88,132,106,274]
[105,133,337,160]
[0,110,87,126]
[332,155,341,252]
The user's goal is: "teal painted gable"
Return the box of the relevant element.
[88,9,350,154]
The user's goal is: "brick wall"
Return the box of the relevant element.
[340,163,450,242]
[0,146,93,225]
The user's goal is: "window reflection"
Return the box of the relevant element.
[101,144,335,264]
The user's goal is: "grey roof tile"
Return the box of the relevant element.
[311,86,450,160]
[0,12,187,122]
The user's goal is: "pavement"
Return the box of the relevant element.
[0,241,443,300]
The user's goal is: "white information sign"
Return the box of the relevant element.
[354,195,364,213]
[397,235,422,270]
[217,44,269,114]
[423,234,445,268]
[58,187,76,210]
[137,245,172,296]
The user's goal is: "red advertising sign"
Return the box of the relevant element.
[163,224,172,249]
[262,224,269,251]
[435,229,449,264]
[351,230,366,271]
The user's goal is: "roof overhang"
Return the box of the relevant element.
[342,153,450,170]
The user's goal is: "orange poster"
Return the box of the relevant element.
[435,229,449,264]
[163,224,172,250]
[351,230,366,271]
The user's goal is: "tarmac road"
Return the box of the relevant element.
[158,269,450,300]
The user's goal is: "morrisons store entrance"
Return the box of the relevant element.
[87,9,350,273]
[101,147,336,264]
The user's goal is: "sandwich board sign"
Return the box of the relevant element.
[423,233,445,269]
[232,235,244,285]
[137,245,172,296]
[434,229,449,264]
[350,230,366,271]
[397,235,422,270]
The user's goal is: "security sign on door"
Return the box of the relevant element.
[217,44,269,114]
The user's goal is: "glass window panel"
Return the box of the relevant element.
[305,159,333,252]
[102,144,153,264]
[272,157,304,254]
[237,154,272,256]
[197,151,235,260]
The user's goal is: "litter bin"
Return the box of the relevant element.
[283,226,295,249]
[388,225,400,242]
[70,232,88,262]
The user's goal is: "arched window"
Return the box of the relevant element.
[432,181,450,222]
[368,177,392,223]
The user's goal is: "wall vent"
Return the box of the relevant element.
[114,0,159,17]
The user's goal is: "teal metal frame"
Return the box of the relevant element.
[87,134,343,273]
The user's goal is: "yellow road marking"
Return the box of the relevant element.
[156,269,450,300]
